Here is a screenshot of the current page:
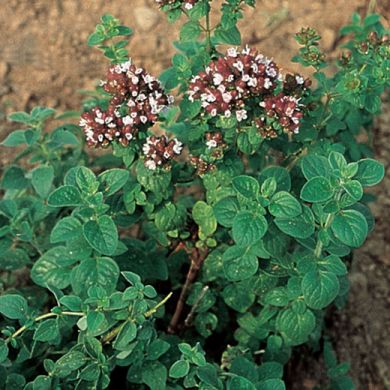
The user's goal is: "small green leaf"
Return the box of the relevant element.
[72,257,119,295]
[0,339,9,363]
[98,169,129,196]
[76,167,98,194]
[31,166,54,198]
[0,294,28,320]
[274,205,314,239]
[192,201,217,237]
[233,175,259,199]
[301,177,334,203]
[33,319,59,342]
[50,216,82,243]
[1,130,28,147]
[300,154,331,180]
[180,21,201,41]
[1,166,29,190]
[232,211,268,247]
[83,215,118,255]
[355,159,384,187]
[213,197,240,228]
[48,185,82,207]
[331,210,368,248]
[222,246,258,281]
[113,321,137,350]
[276,307,316,346]
[302,270,339,310]
[214,25,241,45]
[269,191,302,218]
[259,166,291,192]
[169,359,190,378]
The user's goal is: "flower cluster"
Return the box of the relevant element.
[142,135,183,171]
[155,0,199,10]
[258,93,303,135]
[283,73,311,96]
[188,47,280,122]
[190,156,216,176]
[80,60,172,147]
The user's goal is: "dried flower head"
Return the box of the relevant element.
[142,135,183,171]
[190,155,216,176]
[80,59,173,148]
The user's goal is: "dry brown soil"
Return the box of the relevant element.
[0,0,389,389]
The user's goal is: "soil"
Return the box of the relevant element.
[0,0,389,389]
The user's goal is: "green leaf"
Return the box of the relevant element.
[342,180,363,202]
[50,216,82,243]
[72,257,119,295]
[227,376,256,390]
[269,191,302,218]
[222,281,256,313]
[257,379,286,390]
[331,210,368,248]
[300,177,334,203]
[83,215,118,255]
[214,25,241,45]
[48,185,82,207]
[355,159,384,187]
[53,351,87,377]
[87,32,105,46]
[222,246,258,281]
[33,319,59,342]
[274,205,315,239]
[8,111,32,124]
[319,255,347,276]
[113,321,137,350]
[0,294,28,320]
[300,154,331,180]
[192,201,217,237]
[1,166,29,190]
[259,166,291,192]
[232,175,259,199]
[1,130,28,147]
[276,307,316,345]
[31,247,76,289]
[32,375,52,390]
[76,167,98,194]
[180,21,201,41]
[302,270,340,310]
[86,311,105,335]
[146,339,171,360]
[213,197,240,228]
[31,166,54,198]
[169,359,190,378]
[264,287,290,307]
[232,211,268,247]
[0,339,8,364]
[98,169,129,196]
[142,361,167,390]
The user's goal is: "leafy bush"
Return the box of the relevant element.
[0,1,388,389]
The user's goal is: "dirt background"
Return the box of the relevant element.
[0,0,389,389]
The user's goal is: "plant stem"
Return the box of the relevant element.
[5,311,84,343]
[168,247,207,334]
[314,192,341,258]
[205,2,212,54]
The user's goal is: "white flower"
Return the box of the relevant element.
[206,139,218,149]
[140,116,148,124]
[224,110,232,118]
[236,109,248,122]
[264,78,272,89]
[227,48,238,57]
[248,78,257,87]
[242,74,250,82]
[266,67,277,77]
[168,95,175,104]
[164,151,170,159]
[210,108,217,117]
[213,73,224,86]
[131,76,139,85]
[145,160,157,170]
[79,118,87,127]
[296,75,305,84]
[227,75,235,82]
[125,133,133,140]
[95,117,105,124]
[173,139,183,155]
[233,61,244,72]
[222,92,232,103]
[142,143,150,155]
[259,101,266,108]
[184,2,193,9]
[98,134,104,142]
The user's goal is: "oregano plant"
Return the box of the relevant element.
[0,1,388,389]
